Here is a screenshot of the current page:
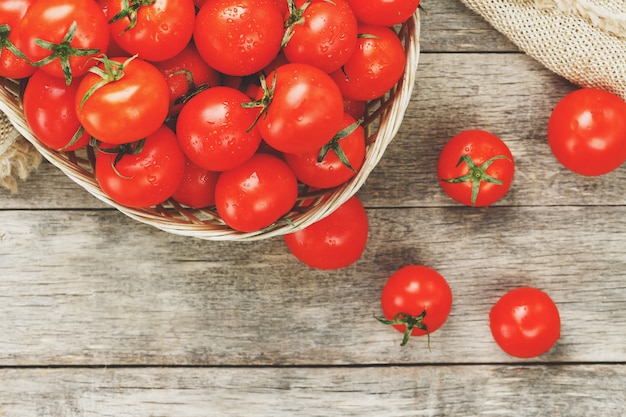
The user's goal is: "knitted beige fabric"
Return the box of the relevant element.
[0,112,42,193]
[460,0,626,100]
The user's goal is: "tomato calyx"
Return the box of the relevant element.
[375,310,430,347]
[0,24,28,60]
[241,72,277,132]
[30,21,102,86]
[281,0,313,47]
[79,55,138,111]
[109,0,158,35]
[318,119,362,171]
[93,138,147,179]
[441,154,510,207]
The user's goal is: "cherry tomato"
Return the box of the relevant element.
[15,0,109,85]
[283,112,365,189]
[438,129,514,207]
[347,0,420,26]
[95,125,186,208]
[255,62,344,154]
[214,153,298,232]
[377,265,452,346]
[0,0,36,79]
[489,287,561,358]
[547,87,626,176]
[22,69,90,151]
[75,56,170,145]
[108,0,196,62]
[282,0,358,74]
[171,158,219,209]
[194,0,284,76]
[284,195,368,270]
[176,86,262,172]
[330,24,406,101]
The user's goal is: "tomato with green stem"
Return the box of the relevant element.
[490,287,561,358]
[376,265,452,347]
[0,0,36,79]
[438,129,514,207]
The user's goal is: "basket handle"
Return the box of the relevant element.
[534,0,626,38]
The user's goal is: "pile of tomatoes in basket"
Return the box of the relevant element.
[0,0,420,232]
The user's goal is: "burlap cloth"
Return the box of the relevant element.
[1,0,624,192]
[460,0,626,100]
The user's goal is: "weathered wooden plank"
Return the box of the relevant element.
[0,365,623,417]
[1,206,624,366]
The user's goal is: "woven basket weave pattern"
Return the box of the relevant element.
[0,13,420,241]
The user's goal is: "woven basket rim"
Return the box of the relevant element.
[0,12,421,241]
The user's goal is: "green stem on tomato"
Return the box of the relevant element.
[375,309,430,348]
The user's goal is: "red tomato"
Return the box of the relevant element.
[330,24,406,101]
[438,129,514,207]
[255,62,344,154]
[108,0,196,62]
[282,0,358,74]
[343,97,366,120]
[347,0,420,26]
[15,0,109,85]
[377,265,452,346]
[95,125,186,208]
[547,87,626,176]
[176,86,262,172]
[490,287,561,358]
[283,113,366,189]
[194,0,283,76]
[215,153,298,232]
[22,69,90,151]
[0,0,36,79]
[153,42,222,115]
[75,56,170,145]
[171,158,219,209]
[284,195,368,270]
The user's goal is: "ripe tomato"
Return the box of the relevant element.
[171,158,219,209]
[283,113,366,189]
[0,0,36,79]
[377,265,452,346]
[95,125,186,208]
[284,195,368,270]
[75,56,170,145]
[108,0,196,62]
[22,69,90,151]
[347,0,420,26]
[330,24,406,101]
[547,88,626,176]
[194,0,283,76]
[438,129,514,207]
[176,86,262,172]
[254,62,344,154]
[214,153,298,232]
[489,287,561,358]
[15,0,109,85]
[282,0,358,74]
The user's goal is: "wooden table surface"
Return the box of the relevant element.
[2,1,626,416]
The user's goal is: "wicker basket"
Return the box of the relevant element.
[0,12,420,242]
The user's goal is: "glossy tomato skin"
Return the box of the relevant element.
[22,69,90,151]
[258,62,344,154]
[108,0,196,62]
[284,195,368,270]
[95,125,186,208]
[380,265,453,338]
[547,88,626,176]
[194,0,283,76]
[75,57,170,145]
[15,0,109,82]
[489,287,561,358]
[438,129,514,207]
[330,24,406,101]
[176,86,263,172]
[214,153,298,232]
[347,0,420,26]
[283,0,358,74]
[283,112,366,189]
[171,158,219,208]
[0,0,36,79]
